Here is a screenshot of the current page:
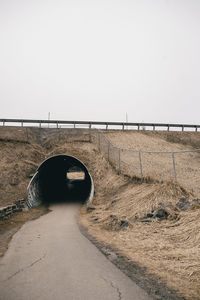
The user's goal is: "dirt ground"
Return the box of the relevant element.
[0,126,200,299]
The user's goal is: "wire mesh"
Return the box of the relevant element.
[141,152,174,181]
[95,130,200,196]
[174,151,200,195]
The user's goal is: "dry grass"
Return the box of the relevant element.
[80,180,200,299]
[0,126,38,144]
[103,130,200,197]
[1,126,200,299]
[0,127,45,207]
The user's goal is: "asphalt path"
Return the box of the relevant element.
[0,203,152,300]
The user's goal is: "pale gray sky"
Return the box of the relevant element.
[0,0,200,123]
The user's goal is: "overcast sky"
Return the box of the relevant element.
[0,0,200,124]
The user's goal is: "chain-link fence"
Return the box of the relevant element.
[93,130,200,196]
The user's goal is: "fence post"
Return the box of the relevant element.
[172,152,177,182]
[139,151,143,177]
[118,148,121,174]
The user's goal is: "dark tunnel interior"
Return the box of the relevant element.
[37,155,92,204]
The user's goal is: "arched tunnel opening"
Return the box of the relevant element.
[27,155,94,207]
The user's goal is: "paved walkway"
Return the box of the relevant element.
[0,203,151,300]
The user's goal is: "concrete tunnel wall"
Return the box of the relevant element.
[27,155,94,208]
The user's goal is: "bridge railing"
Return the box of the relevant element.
[0,118,200,132]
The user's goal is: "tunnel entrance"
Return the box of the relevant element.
[27,155,94,207]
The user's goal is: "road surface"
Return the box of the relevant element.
[0,203,152,300]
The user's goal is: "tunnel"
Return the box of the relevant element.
[27,155,94,207]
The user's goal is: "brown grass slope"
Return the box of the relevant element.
[104,130,200,197]
[0,127,200,299]
[0,127,45,207]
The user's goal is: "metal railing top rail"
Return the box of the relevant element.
[0,118,200,131]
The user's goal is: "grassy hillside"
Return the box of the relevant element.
[0,126,200,299]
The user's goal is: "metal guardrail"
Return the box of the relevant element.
[0,118,200,131]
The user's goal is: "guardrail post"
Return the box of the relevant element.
[153,125,155,131]
[172,152,177,182]
[167,125,170,131]
[56,121,58,129]
[138,124,140,130]
[195,126,198,132]
[182,126,184,132]
[122,123,125,130]
[118,148,121,174]
[3,120,5,126]
[21,121,23,127]
[106,123,108,130]
[89,123,92,142]
[139,151,143,177]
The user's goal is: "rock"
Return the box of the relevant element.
[120,220,129,228]
[176,197,190,211]
[111,200,116,205]
[142,203,179,222]
[153,208,169,219]
[146,213,154,218]
[86,204,96,212]
[89,216,99,221]
[110,215,118,221]
[140,219,153,223]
